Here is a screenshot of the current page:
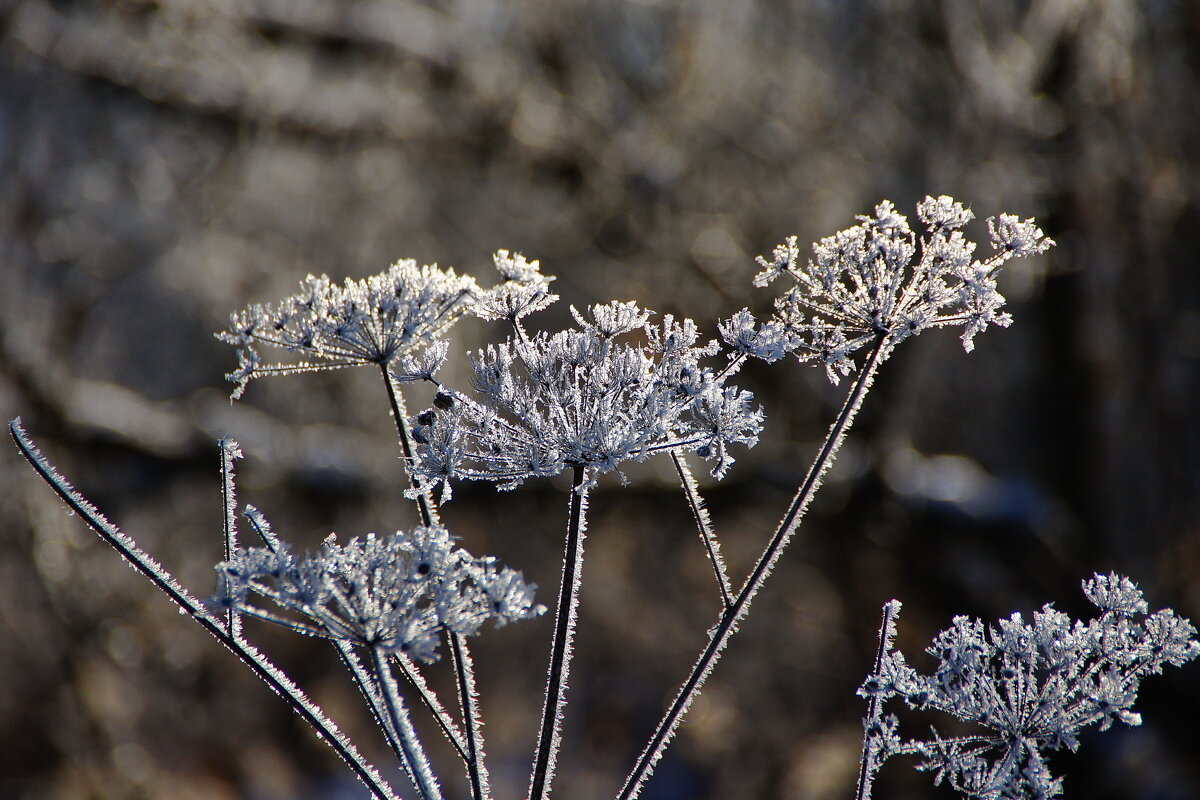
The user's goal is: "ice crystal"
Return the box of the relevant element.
[857,573,1199,799]
[215,525,544,662]
[753,196,1053,383]
[411,303,763,495]
[218,260,479,398]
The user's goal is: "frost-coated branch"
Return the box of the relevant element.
[671,452,732,608]
[9,419,400,800]
[450,631,492,800]
[618,336,887,800]
[529,466,590,800]
[219,438,243,639]
[372,645,445,800]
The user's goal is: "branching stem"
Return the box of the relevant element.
[9,419,399,800]
[617,336,888,800]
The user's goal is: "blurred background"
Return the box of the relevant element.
[2,0,1198,798]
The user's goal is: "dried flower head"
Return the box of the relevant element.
[218,260,479,398]
[753,196,1054,383]
[411,303,763,495]
[858,573,1199,799]
[473,250,559,327]
[214,524,544,662]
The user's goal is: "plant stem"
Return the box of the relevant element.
[380,366,490,800]
[372,645,445,800]
[617,336,887,800]
[855,600,902,800]
[219,438,242,639]
[671,452,732,608]
[9,419,400,800]
[380,366,440,527]
[394,652,470,762]
[529,465,590,800]
[450,631,492,800]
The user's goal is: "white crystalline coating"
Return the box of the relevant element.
[410,305,763,495]
[754,196,1054,383]
[215,526,545,662]
[856,573,1200,799]
[217,260,479,398]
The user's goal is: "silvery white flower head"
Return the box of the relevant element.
[751,196,1054,383]
[858,573,1199,800]
[411,301,763,495]
[214,525,544,662]
[473,250,559,328]
[218,260,479,398]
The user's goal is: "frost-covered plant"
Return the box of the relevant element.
[411,301,763,496]
[856,574,1200,799]
[747,195,1053,382]
[18,196,1183,800]
[216,525,543,662]
[218,259,479,399]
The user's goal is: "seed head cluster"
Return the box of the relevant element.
[859,573,1199,799]
[218,260,479,398]
[749,196,1054,382]
[215,525,544,662]
[410,301,763,495]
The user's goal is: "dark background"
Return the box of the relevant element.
[2,1,1198,798]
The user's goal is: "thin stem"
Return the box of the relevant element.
[380,366,489,798]
[9,419,399,800]
[371,645,445,800]
[335,639,410,766]
[380,366,440,527]
[617,336,888,800]
[450,631,492,800]
[855,600,902,800]
[219,438,242,639]
[529,465,590,800]
[671,452,732,608]
[394,653,470,762]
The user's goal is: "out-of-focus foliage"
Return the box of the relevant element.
[2,1,1198,798]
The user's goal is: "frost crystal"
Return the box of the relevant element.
[214,525,544,662]
[755,196,1054,383]
[218,260,479,398]
[412,304,763,494]
[857,573,1199,799]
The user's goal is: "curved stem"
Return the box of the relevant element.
[10,419,399,800]
[380,367,488,800]
[617,336,888,800]
[529,466,590,800]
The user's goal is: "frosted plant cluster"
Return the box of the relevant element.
[750,195,1053,382]
[856,574,1200,799]
[13,195,1190,800]
[219,259,479,398]
[410,300,763,496]
[216,525,544,663]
